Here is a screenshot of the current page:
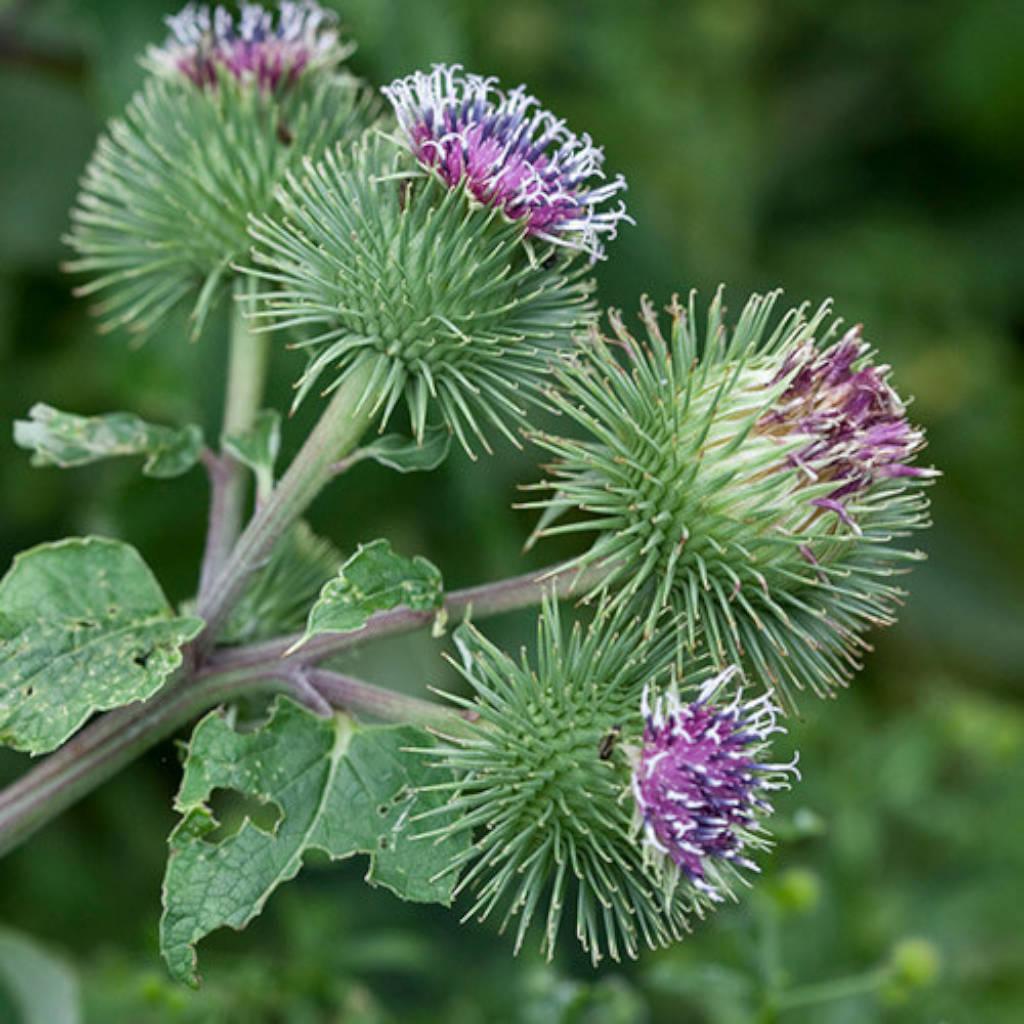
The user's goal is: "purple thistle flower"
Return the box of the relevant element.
[632,667,798,900]
[146,2,348,92]
[759,325,936,528]
[382,64,631,260]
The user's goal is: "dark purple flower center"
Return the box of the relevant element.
[149,2,344,93]
[633,674,795,897]
[383,66,630,259]
[759,326,930,525]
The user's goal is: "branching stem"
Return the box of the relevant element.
[195,357,381,648]
[209,558,613,672]
[0,557,609,856]
[0,318,612,858]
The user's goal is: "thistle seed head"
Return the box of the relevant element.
[245,133,595,456]
[145,2,351,91]
[524,290,937,704]
[382,64,631,261]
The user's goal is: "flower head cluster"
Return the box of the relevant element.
[759,326,931,527]
[382,64,631,259]
[633,667,798,900]
[146,1,349,91]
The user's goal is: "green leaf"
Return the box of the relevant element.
[160,697,468,985]
[291,540,443,651]
[0,927,80,1024]
[220,521,340,645]
[13,403,204,479]
[223,409,281,500]
[0,538,204,754]
[357,425,451,474]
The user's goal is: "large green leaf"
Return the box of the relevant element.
[0,538,204,754]
[161,697,468,985]
[13,404,204,479]
[0,927,80,1024]
[290,539,443,651]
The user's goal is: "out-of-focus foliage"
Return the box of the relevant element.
[0,0,1021,1021]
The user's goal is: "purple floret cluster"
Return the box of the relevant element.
[383,64,631,259]
[632,668,798,899]
[761,325,933,527]
[148,1,345,91]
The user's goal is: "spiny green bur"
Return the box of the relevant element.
[66,69,375,338]
[528,292,932,704]
[420,604,712,965]
[247,132,596,453]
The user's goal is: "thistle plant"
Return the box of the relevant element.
[0,1,935,987]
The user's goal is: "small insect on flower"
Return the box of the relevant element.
[598,723,622,760]
[146,1,350,91]
[382,64,631,260]
[633,667,799,902]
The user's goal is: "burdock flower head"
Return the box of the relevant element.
[525,290,937,703]
[382,64,631,260]
[146,1,350,91]
[417,601,798,964]
[66,1,372,338]
[633,667,798,903]
[245,121,597,455]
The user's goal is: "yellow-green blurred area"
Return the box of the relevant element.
[1,0,1022,1021]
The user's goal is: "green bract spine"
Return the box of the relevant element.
[523,291,934,705]
[245,132,596,455]
[66,67,376,338]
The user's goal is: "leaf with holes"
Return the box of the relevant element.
[14,404,203,479]
[160,697,467,985]
[0,538,204,754]
[290,539,443,652]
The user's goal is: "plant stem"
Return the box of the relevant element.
[196,357,381,648]
[199,279,270,596]
[210,558,613,671]
[305,668,468,727]
[773,967,889,1011]
[0,666,291,858]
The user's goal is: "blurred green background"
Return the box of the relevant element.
[1,0,1022,1021]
